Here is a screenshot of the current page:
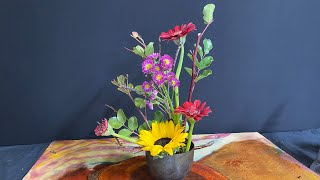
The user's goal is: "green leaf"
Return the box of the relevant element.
[102,123,114,136]
[117,109,126,124]
[134,98,146,109]
[128,83,134,89]
[117,75,125,85]
[128,116,138,130]
[154,110,164,121]
[187,53,201,69]
[134,85,144,95]
[132,45,145,57]
[118,129,132,137]
[184,67,192,76]
[108,117,124,129]
[195,69,213,82]
[138,121,152,132]
[199,56,214,69]
[203,39,213,55]
[203,4,215,24]
[145,42,154,56]
[196,44,203,58]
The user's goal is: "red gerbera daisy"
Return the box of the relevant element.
[174,100,211,121]
[159,22,196,41]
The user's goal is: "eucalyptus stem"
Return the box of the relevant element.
[113,133,138,144]
[186,119,195,152]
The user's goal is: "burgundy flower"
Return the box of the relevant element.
[94,118,109,136]
[174,100,211,121]
[159,22,196,41]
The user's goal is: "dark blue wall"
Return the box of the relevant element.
[1,0,320,145]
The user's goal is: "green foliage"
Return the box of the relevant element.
[117,109,126,124]
[145,42,154,56]
[134,98,146,108]
[138,120,152,132]
[199,56,214,70]
[195,69,212,82]
[154,110,164,121]
[203,4,215,24]
[184,67,192,76]
[134,85,144,95]
[108,116,124,129]
[117,75,125,85]
[103,123,114,136]
[128,116,138,130]
[132,45,145,58]
[203,39,213,55]
[187,53,201,69]
[197,45,204,59]
[118,129,132,137]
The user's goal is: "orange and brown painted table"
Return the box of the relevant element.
[23,133,319,180]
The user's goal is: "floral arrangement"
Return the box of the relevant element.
[95,4,215,158]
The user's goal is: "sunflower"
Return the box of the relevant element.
[137,121,188,156]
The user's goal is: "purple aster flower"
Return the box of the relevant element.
[160,54,174,70]
[146,100,153,110]
[142,81,153,92]
[166,72,176,80]
[152,63,162,74]
[142,59,154,74]
[147,53,160,60]
[151,90,158,100]
[152,71,165,86]
[169,77,180,87]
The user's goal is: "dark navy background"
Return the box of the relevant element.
[1,0,320,145]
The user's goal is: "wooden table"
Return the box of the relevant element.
[23,133,319,180]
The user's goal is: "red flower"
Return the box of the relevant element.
[94,118,108,136]
[174,100,211,121]
[160,22,196,41]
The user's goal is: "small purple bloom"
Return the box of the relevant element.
[147,53,160,60]
[166,72,176,80]
[152,71,165,86]
[142,81,153,92]
[151,90,158,100]
[146,100,153,110]
[152,63,162,73]
[160,54,174,70]
[169,77,180,87]
[142,59,154,74]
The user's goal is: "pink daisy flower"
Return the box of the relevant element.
[146,100,154,110]
[152,71,166,86]
[160,54,174,70]
[169,77,180,87]
[142,59,154,74]
[152,63,162,74]
[142,81,153,92]
[151,90,158,100]
[147,53,160,60]
[166,72,176,80]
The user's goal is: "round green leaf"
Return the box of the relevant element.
[134,98,146,109]
[117,109,126,124]
[118,129,132,137]
[138,121,152,132]
[203,4,215,24]
[203,39,213,55]
[102,123,114,136]
[145,42,154,56]
[128,116,138,130]
[108,117,124,129]
[154,110,164,121]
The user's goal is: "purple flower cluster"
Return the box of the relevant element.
[140,54,180,110]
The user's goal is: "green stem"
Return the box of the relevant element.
[112,133,138,144]
[174,45,185,108]
[186,119,195,152]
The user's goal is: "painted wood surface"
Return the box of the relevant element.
[23,133,319,180]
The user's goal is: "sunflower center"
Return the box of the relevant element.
[155,138,171,146]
